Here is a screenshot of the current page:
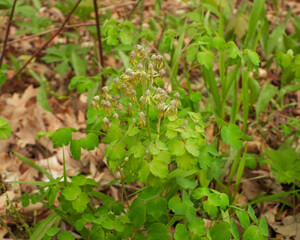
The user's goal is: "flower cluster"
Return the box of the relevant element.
[92,45,181,132]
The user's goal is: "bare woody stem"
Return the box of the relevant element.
[92,0,104,69]
[9,0,82,80]
[0,0,17,69]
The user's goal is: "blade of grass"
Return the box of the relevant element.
[235,143,248,194]
[62,148,67,187]
[6,181,56,187]
[202,67,222,117]
[29,212,60,240]
[245,190,300,206]
[218,6,226,119]
[244,0,265,48]
[14,152,54,181]
[229,67,240,124]
[44,204,91,239]
[242,69,250,133]
[227,150,241,185]
[170,20,187,90]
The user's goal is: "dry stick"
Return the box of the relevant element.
[9,0,82,80]
[1,2,153,49]
[0,0,18,69]
[126,0,142,19]
[1,1,137,48]
[92,0,104,69]
[0,23,97,48]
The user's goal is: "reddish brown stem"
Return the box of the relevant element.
[0,0,18,69]
[9,0,82,80]
[93,0,104,69]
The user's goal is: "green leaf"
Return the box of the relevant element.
[127,126,140,136]
[230,218,240,240]
[146,197,168,218]
[52,127,72,147]
[221,124,243,150]
[185,138,200,157]
[168,140,186,156]
[226,41,242,59]
[166,129,177,139]
[207,193,222,206]
[62,185,81,201]
[154,151,171,164]
[0,118,12,139]
[45,227,60,237]
[176,176,197,189]
[275,51,293,68]
[259,217,268,236]
[156,138,168,151]
[192,187,211,200]
[90,225,105,240]
[109,142,126,161]
[37,86,52,113]
[168,196,185,214]
[174,224,190,240]
[197,50,215,69]
[203,201,218,219]
[132,232,147,240]
[219,193,229,210]
[57,231,75,240]
[256,81,277,119]
[176,153,198,170]
[212,37,226,51]
[70,139,81,160]
[246,50,260,66]
[150,160,168,178]
[148,223,170,240]
[227,13,249,40]
[188,217,206,236]
[138,160,150,182]
[149,142,160,155]
[186,44,199,62]
[75,219,86,231]
[236,210,250,228]
[139,186,164,200]
[81,133,99,151]
[209,222,231,240]
[120,29,133,45]
[129,198,146,228]
[72,192,90,213]
[72,175,87,186]
[243,226,266,240]
[48,186,59,206]
[248,205,258,224]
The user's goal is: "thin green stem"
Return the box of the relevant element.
[157,118,161,134]
[146,103,152,141]
[0,215,17,240]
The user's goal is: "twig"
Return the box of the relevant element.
[127,0,142,19]
[139,0,145,33]
[9,0,82,80]
[1,2,138,48]
[0,23,97,48]
[0,0,17,69]
[92,0,104,69]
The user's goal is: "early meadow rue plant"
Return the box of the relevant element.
[91,45,206,184]
[22,46,268,239]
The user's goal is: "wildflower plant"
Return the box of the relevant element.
[21,47,268,239]
[90,45,208,185]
